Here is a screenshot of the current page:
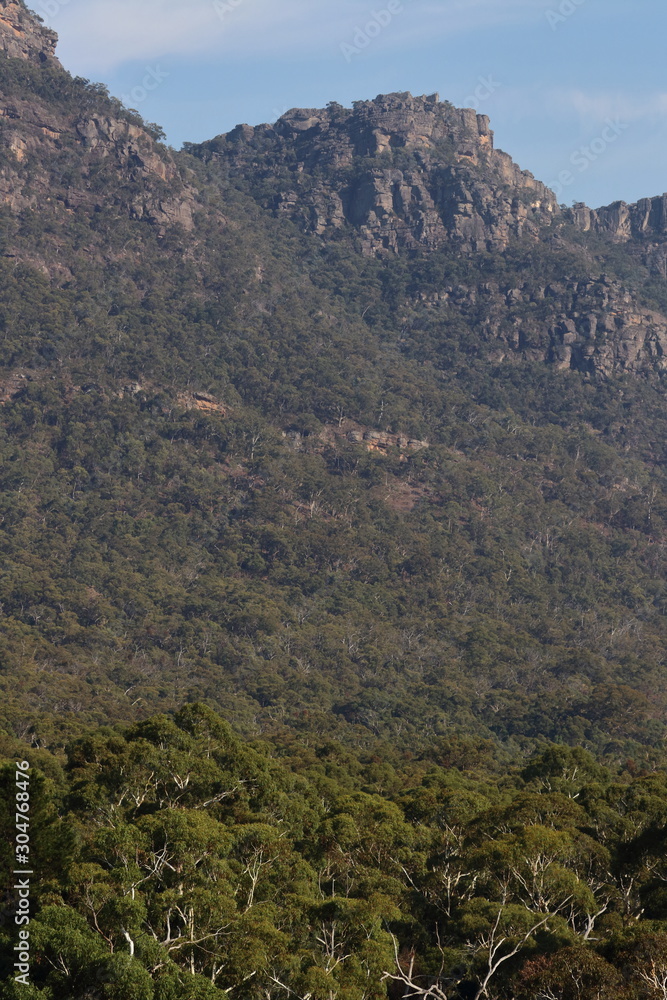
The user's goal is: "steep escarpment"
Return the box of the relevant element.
[406,274,667,376]
[0,0,57,64]
[0,96,196,229]
[573,194,667,244]
[190,92,667,379]
[0,1,196,237]
[572,195,667,278]
[193,92,559,255]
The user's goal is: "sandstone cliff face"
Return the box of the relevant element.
[571,195,667,278]
[0,98,197,231]
[197,93,559,256]
[0,0,57,65]
[410,276,667,377]
[572,195,667,243]
[0,1,196,233]
[1,11,666,386]
[197,92,667,379]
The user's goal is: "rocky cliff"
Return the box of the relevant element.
[0,4,666,384]
[194,92,559,256]
[191,92,667,378]
[571,195,667,277]
[0,0,196,238]
[0,0,57,64]
[409,275,667,376]
[198,90,667,275]
[572,195,667,243]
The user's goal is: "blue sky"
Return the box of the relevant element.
[36,0,667,209]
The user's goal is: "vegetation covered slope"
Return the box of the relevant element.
[0,4,665,766]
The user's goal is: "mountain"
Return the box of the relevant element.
[194,89,667,273]
[0,0,665,761]
[191,95,667,379]
[192,92,558,255]
[4,5,667,999]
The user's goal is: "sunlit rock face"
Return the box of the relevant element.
[0,1,197,232]
[0,0,59,64]
[194,92,559,257]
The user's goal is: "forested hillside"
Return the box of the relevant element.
[4,706,667,998]
[0,2,665,759]
[2,0,667,994]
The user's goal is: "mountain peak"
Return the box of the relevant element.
[0,0,59,65]
[269,91,493,160]
[194,92,558,256]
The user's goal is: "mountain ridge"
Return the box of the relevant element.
[192,91,560,256]
[4,9,667,998]
[187,92,667,379]
[0,0,666,763]
[196,90,667,261]
[2,0,665,247]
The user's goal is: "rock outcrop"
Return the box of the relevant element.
[571,195,667,278]
[0,0,58,65]
[195,92,559,256]
[411,276,667,377]
[177,391,229,416]
[0,1,196,233]
[194,92,667,378]
[572,195,667,243]
[283,421,429,460]
[0,98,196,230]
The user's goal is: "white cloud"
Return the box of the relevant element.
[40,0,547,74]
[469,86,667,131]
[45,0,223,72]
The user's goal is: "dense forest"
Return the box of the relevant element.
[2,1,667,995]
[4,707,667,998]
